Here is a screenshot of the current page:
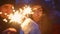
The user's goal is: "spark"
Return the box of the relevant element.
[23,5,33,15]
[4,13,7,15]
[13,10,15,12]
[12,6,14,9]
[0,12,2,14]
[8,10,24,23]
[3,19,8,22]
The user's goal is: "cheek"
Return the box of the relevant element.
[33,13,41,18]
[32,13,37,18]
[1,8,5,13]
[32,12,43,19]
[6,9,13,14]
[32,14,40,22]
[32,13,39,21]
[1,8,13,14]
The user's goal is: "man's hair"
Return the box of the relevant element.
[0,0,15,6]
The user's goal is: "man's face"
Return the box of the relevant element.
[32,5,43,22]
[0,4,13,18]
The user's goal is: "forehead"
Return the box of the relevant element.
[32,5,42,10]
[33,5,42,8]
[1,4,13,8]
[32,5,43,12]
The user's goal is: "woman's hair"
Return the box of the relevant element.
[31,4,47,14]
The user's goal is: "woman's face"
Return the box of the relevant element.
[32,5,43,22]
[0,4,13,18]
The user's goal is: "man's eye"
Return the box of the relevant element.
[4,6,9,9]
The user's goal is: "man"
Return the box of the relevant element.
[0,0,18,34]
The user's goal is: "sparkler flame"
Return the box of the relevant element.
[2,5,34,33]
[8,10,24,23]
[7,5,34,24]
[23,5,33,15]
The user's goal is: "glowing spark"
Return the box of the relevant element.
[4,13,7,15]
[8,11,22,23]
[19,8,23,14]
[13,10,15,12]
[23,6,33,15]
[12,6,14,9]
[3,19,8,22]
[0,12,2,14]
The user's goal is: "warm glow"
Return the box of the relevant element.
[7,5,34,25]
[13,9,15,12]
[2,5,34,32]
[8,10,24,24]
[12,6,14,9]
[4,13,7,15]
[3,19,7,22]
[0,12,2,14]
[23,5,33,15]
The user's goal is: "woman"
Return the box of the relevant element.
[20,5,43,34]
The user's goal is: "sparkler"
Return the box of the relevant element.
[2,5,34,34]
[2,5,34,29]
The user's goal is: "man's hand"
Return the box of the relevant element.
[2,28,17,34]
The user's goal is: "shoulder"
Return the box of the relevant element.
[21,18,39,31]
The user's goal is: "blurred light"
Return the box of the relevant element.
[13,10,15,12]
[3,19,7,22]
[0,12,2,14]
[4,13,7,15]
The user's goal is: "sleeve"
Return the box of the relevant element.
[29,28,41,34]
